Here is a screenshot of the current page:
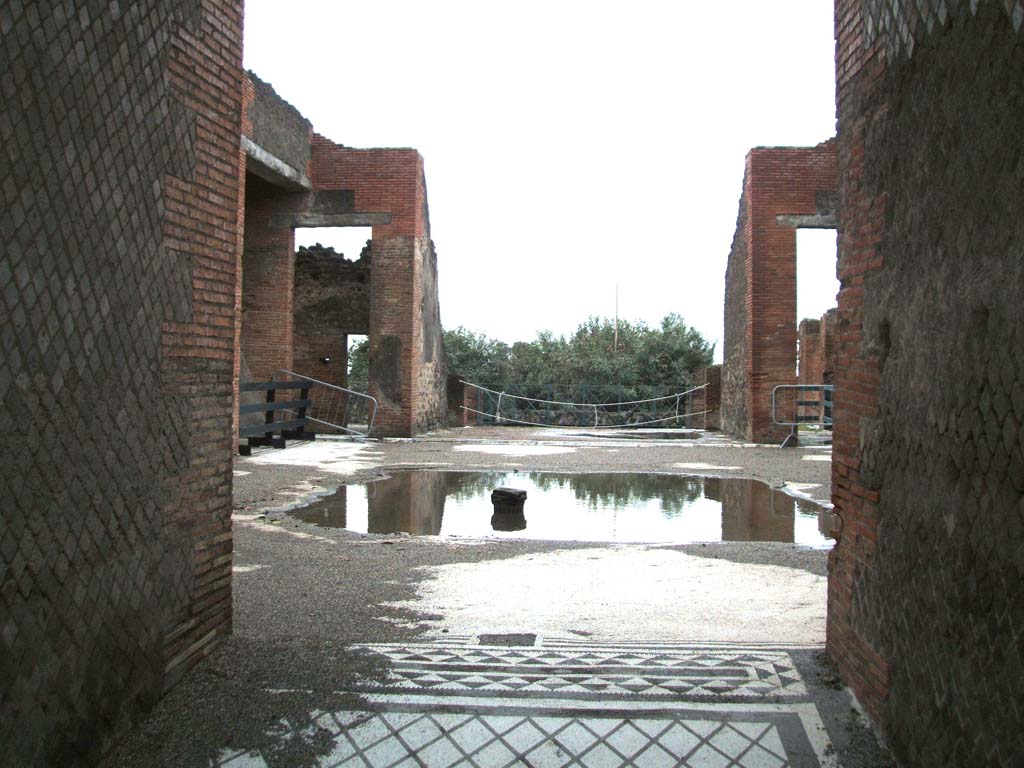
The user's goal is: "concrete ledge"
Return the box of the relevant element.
[270,212,393,230]
[242,135,312,191]
[775,213,837,229]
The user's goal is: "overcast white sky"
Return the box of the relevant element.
[243,1,839,362]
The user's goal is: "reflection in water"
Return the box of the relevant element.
[490,511,527,532]
[289,471,832,547]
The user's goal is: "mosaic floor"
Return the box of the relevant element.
[212,639,838,767]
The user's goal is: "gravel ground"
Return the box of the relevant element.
[101,426,892,767]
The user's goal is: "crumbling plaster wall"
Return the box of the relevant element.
[829,1,1024,764]
[0,1,243,764]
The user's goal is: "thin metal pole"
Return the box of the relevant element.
[613,282,619,355]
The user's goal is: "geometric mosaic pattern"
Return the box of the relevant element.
[304,709,797,768]
[863,0,1024,59]
[355,643,808,699]
[210,640,836,767]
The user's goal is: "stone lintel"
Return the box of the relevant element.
[270,212,393,230]
[242,135,312,191]
[775,213,838,229]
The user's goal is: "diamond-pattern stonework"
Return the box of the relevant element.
[831,1,1024,765]
[1,1,243,765]
[356,644,808,698]
[862,0,1024,59]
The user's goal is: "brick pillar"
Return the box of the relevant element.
[722,143,837,442]
[798,318,824,419]
[241,180,298,381]
[309,139,446,437]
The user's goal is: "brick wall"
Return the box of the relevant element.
[798,319,824,420]
[821,307,837,384]
[292,244,370,422]
[721,174,752,438]
[447,376,482,426]
[721,142,838,442]
[687,365,721,430]
[241,174,298,381]
[310,136,447,436]
[0,1,242,764]
[829,1,1024,764]
[798,318,824,386]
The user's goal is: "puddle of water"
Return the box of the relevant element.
[289,471,833,547]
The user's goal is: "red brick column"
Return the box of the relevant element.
[310,137,440,436]
[722,142,837,442]
[159,0,244,691]
[749,144,836,442]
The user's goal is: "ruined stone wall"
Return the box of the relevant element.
[413,235,448,434]
[0,1,242,763]
[829,1,1024,764]
[309,137,447,436]
[688,365,722,430]
[294,244,371,338]
[447,376,481,426]
[246,71,312,174]
[721,173,752,438]
[292,244,370,420]
[821,307,837,384]
[721,142,837,442]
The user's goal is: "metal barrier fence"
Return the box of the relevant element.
[276,369,378,437]
[461,382,709,428]
[771,384,834,427]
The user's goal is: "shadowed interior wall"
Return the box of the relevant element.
[829,1,1024,764]
[722,142,837,442]
[0,1,242,764]
[241,173,298,380]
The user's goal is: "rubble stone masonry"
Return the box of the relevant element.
[0,1,243,764]
[829,1,1024,764]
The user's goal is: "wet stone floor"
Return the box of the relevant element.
[165,437,890,768]
[288,471,833,547]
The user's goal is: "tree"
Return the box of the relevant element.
[442,327,511,385]
[443,313,713,393]
[347,337,368,391]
